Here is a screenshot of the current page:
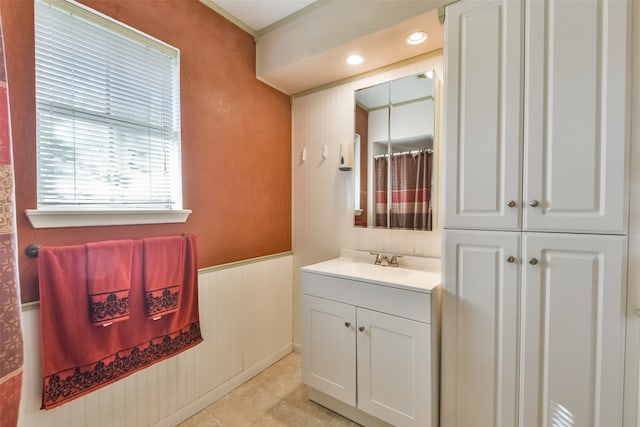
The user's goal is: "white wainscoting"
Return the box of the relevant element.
[18,253,293,427]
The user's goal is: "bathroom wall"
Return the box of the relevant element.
[0,0,292,303]
[291,51,443,346]
[19,255,293,427]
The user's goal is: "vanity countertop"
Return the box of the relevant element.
[302,249,441,293]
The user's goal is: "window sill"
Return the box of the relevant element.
[25,209,191,229]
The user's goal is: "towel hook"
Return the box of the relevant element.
[25,243,41,258]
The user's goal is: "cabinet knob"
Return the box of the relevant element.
[528,257,538,265]
[344,322,351,328]
[358,326,366,332]
[506,255,515,263]
[506,200,516,208]
[528,200,540,207]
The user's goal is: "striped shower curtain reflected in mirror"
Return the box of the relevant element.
[375,150,433,230]
[0,11,24,427]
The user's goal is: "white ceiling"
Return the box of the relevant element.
[211,0,317,32]
[204,0,448,94]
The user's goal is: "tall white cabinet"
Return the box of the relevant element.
[442,0,630,426]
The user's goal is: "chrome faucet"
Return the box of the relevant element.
[389,254,402,267]
[377,254,390,266]
[370,252,402,267]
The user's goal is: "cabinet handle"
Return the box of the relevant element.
[528,200,540,207]
[358,326,366,332]
[506,200,516,208]
[506,256,515,263]
[528,257,538,265]
[634,309,640,317]
[344,322,351,328]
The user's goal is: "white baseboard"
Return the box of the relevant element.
[154,342,293,427]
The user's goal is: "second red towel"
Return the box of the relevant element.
[86,239,134,326]
[142,235,186,318]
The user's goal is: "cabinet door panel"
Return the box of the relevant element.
[441,230,520,427]
[356,308,431,427]
[444,0,523,230]
[302,295,356,405]
[524,0,629,233]
[521,234,627,427]
[625,236,640,427]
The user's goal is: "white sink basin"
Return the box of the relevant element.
[302,249,441,292]
[355,263,411,278]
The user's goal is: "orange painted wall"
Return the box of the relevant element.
[355,105,368,227]
[1,0,292,303]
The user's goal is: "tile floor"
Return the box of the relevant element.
[178,352,362,427]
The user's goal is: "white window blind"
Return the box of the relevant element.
[34,0,182,210]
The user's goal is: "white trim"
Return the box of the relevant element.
[154,343,293,427]
[198,0,256,36]
[39,0,179,57]
[25,209,191,229]
[197,251,293,274]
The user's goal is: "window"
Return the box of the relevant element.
[28,0,189,228]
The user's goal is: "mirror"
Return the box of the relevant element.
[354,71,436,230]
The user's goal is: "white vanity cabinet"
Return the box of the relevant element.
[301,257,440,427]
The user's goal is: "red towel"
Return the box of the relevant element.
[38,235,203,410]
[142,235,186,319]
[86,239,134,326]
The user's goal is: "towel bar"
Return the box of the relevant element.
[25,243,41,258]
[24,233,190,259]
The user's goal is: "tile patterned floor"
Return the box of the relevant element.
[178,352,362,427]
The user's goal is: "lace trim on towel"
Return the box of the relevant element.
[89,290,130,324]
[42,322,202,409]
[145,285,180,316]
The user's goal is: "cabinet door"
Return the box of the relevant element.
[301,295,356,405]
[625,235,640,427]
[356,307,431,427]
[523,0,629,233]
[521,233,627,427]
[443,0,523,230]
[441,229,520,427]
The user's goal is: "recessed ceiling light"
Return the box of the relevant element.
[406,31,428,45]
[346,54,364,65]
